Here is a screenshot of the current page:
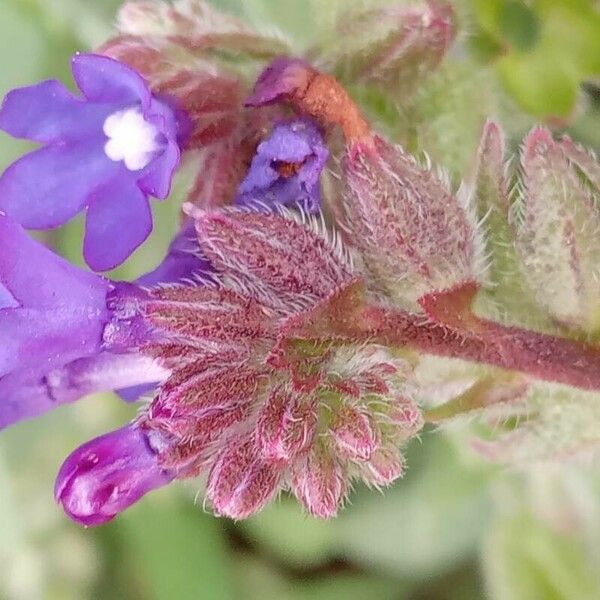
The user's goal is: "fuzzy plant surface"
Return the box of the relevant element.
[1,0,600,539]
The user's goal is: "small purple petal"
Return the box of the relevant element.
[55,425,174,526]
[258,122,314,163]
[0,139,117,229]
[234,118,328,213]
[0,282,18,309]
[83,175,152,271]
[0,214,110,379]
[245,57,311,107]
[72,53,151,109]
[0,80,114,144]
[137,138,180,199]
[0,213,108,308]
[0,308,106,381]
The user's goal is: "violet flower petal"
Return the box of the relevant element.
[0,214,110,379]
[258,123,314,163]
[71,53,151,108]
[137,137,180,199]
[234,118,328,213]
[0,80,113,144]
[55,425,174,526]
[0,139,118,229]
[0,354,169,430]
[83,175,153,271]
[0,53,185,270]
[0,212,107,307]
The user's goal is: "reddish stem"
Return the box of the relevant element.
[358,301,600,392]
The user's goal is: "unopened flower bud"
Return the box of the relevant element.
[291,445,347,518]
[360,446,406,487]
[255,385,317,463]
[330,404,380,461]
[207,437,281,519]
[323,0,455,90]
[55,426,173,526]
[342,135,481,307]
[386,396,424,437]
[517,127,600,332]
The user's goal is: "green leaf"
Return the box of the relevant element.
[498,1,540,51]
[484,512,600,600]
[332,436,491,581]
[107,491,234,600]
[471,0,600,118]
[236,498,336,569]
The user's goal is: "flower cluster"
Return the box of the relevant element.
[3,0,600,528]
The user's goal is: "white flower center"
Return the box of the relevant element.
[103,107,161,171]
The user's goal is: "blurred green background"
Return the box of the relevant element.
[1,1,600,599]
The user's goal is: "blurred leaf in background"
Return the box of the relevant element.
[470,0,600,120]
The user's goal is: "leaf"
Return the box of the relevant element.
[332,436,491,581]
[236,498,336,569]
[472,0,600,119]
[484,512,600,600]
[108,490,234,600]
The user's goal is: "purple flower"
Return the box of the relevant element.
[234,119,328,213]
[0,354,168,430]
[55,425,174,526]
[0,214,164,428]
[0,53,186,271]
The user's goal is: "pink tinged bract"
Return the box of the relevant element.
[330,404,380,462]
[255,385,317,463]
[291,446,347,518]
[342,135,478,306]
[191,208,354,314]
[207,437,281,519]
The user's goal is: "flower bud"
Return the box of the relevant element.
[470,121,539,318]
[116,0,287,58]
[386,395,424,438]
[291,445,347,518]
[559,135,600,193]
[342,135,480,307]
[516,127,600,332]
[330,404,380,461]
[55,426,173,526]
[360,446,406,487]
[207,437,281,519]
[322,0,455,90]
[255,385,317,463]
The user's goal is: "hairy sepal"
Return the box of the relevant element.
[191,208,355,315]
[342,135,480,308]
[516,127,600,334]
[319,0,455,93]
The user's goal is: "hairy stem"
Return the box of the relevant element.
[358,301,600,392]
